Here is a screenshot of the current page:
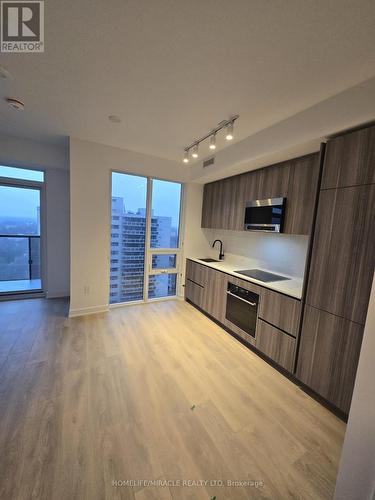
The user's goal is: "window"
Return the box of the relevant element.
[110,173,147,303]
[110,173,182,304]
[150,180,181,248]
[0,165,44,182]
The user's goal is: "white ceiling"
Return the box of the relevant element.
[1,0,375,167]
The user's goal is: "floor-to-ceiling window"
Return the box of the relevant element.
[0,166,44,296]
[110,172,182,305]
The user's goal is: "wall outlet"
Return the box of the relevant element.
[84,285,90,295]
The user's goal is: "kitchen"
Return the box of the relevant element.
[184,130,375,418]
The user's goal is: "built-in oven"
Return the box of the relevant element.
[225,283,259,338]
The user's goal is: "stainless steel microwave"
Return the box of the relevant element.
[244,197,286,232]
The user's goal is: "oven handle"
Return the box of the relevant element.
[226,290,257,307]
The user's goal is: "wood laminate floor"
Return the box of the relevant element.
[0,298,345,500]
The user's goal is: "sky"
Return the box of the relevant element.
[0,185,40,220]
[112,173,181,227]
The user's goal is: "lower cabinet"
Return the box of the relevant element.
[185,259,301,372]
[258,288,301,336]
[296,305,364,414]
[185,278,204,309]
[203,267,228,323]
[255,319,296,372]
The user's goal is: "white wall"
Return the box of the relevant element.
[69,137,187,316]
[201,229,309,278]
[45,169,70,297]
[0,133,70,298]
[334,276,375,500]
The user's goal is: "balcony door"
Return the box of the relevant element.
[110,172,182,305]
[0,183,43,296]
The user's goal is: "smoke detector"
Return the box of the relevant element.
[6,98,25,111]
[108,114,121,123]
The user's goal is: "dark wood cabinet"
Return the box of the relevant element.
[296,125,375,415]
[321,125,375,190]
[185,260,208,309]
[296,305,364,414]
[258,161,291,200]
[184,279,204,308]
[255,319,296,372]
[203,266,228,323]
[306,184,375,325]
[284,154,321,235]
[185,259,207,288]
[201,152,320,235]
[258,289,301,337]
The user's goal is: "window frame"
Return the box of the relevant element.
[109,171,184,306]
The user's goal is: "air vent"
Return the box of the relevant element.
[203,156,215,168]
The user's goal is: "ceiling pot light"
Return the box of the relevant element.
[108,114,121,123]
[209,133,216,150]
[192,144,199,158]
[6,98,24,111]
[225,121,234,141]
[0,65,12,80]
[183,150,189,163]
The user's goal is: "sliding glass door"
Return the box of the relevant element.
[0,184,42,295]
[110,173,182,305]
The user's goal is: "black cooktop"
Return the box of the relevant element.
[235,269,290,283]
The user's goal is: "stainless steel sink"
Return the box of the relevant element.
[199,258,220,263]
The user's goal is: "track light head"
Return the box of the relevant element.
[225,121,234,141]
[209,134,216,150]
[183,150,189,163]
[192,144,199,158]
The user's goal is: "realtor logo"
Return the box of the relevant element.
[1,1,44,52]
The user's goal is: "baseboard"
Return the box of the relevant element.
[69,304,109,318]
[46,291,70,299]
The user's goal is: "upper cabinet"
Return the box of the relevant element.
[321,125,375,190]
[201,152,320,235]
[306,184,375,325]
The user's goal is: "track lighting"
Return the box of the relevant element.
[192,144,199,158]
[225,121,234,141]
[182,115,238,163]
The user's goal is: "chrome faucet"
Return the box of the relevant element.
[212,239,224,260]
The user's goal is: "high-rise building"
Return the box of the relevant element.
[110,197,175,303]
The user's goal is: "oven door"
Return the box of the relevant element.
[225,289,258,338]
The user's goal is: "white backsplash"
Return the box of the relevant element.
[199,229,309,279]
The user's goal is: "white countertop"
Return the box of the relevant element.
[187,256,304,299]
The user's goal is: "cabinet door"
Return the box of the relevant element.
[185,279,204,308]
[201,182,215,228]
[322,125,375,190]
[255,319,296,372]
[306,184,375,324]
[185,259,207,287]
[203,267,228,323]
[283,153,320,235]
[258,289,301,337]
[296,305,364,414]
[258,161,291,200]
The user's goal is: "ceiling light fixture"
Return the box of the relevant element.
[209,133,216,150]
[6,97,24,111]
[191,144,199,158]
[182,115,238,163]
[225,121,234,141]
